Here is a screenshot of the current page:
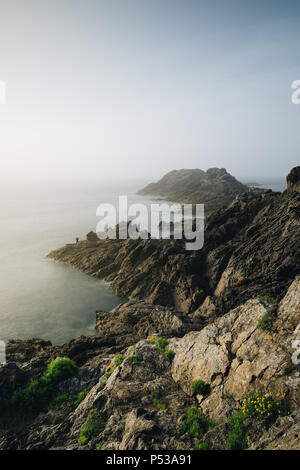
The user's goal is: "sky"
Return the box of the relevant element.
[0,0,299,182]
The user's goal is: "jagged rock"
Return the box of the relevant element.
[6,339,52,363]
[249,411,300,450]
[170,278,300,421]
[47,168,300,317]
[0,363,27,400]
[287,166,300,194]
[95,301,202,342]
[201,423,229,450]
[1,168,300,451]
[66,339,195,450]
[0,277,299,450]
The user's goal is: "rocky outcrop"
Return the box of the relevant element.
[95,301,202,342]
[1,167,299,450]
[6,339,52,363]
[0,277,299,450]
[47,167,300,318]
[137,168,247,215]
[287,166,300,194]
[249,412,300,450]
[170,277,300,421]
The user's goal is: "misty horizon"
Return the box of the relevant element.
[0,0,299,183]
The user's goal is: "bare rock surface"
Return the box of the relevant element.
[47,167,300,318]
[170,278,300,421]
[1,167,300,450]
[137,168,247,215]
[0,277,299,450]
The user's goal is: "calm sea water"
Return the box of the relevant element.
[0,180,152,345]
[0,176,286,345]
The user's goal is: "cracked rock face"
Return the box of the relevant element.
[0,278,299,450]
[249,411,300,450]
[170,278,300,421]
[47,168,300,317]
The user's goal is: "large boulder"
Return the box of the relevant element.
[170,278,300,421]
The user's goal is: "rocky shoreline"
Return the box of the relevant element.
[0,167,299,450]
[47,168,300,317]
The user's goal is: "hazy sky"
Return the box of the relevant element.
[0,0,299,181]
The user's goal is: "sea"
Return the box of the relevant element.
[0,176,286,345]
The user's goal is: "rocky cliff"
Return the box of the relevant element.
[47,167,300,318]
[137,168,248,215]
[0,277,299,450]
[1,167,299,450]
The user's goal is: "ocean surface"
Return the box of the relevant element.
[0,176,286,345]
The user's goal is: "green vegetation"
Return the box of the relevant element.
[48,389,88,411]
[0,358,79,434]
[105,353,126,377]
[225,390,289,450]
[226,414,247,450]
[11,357,78,413]
[128,355,139,364]
[95,442,102,450]
[262,296,275,304]
[153,398,167,411]
[164,349,175,362]
[180,408,216,439]
[114,354,125,366]
[41,357,78,385]
[257,314,273,330]
[148,336,175,363]
[147,339,156,345]
[194,442,210,450]
[78,410,105,445]
[239,389,289,423]
[191,379,210,396]
[257,295,275,304]
[156,337,167,351]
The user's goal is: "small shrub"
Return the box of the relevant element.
[192,379,210,396]
[11,357,79,414]
[49,389,88,411]
[239,390,289,423]
[78,410,105,445]
[257,314,273,331]
[180,408,215,439]
[147,335,156,344]
[11,379,50,413]
[105,368,114,378]
[226,414,247,450]
[164,350,175,362]
[114,354,125,366]
[258,295,275,304]
[194,442,210,450]
[157,337,167,350]
[128,355,138,364]
[153,398,167,411]
[42,357,78,385]
[95,442,101,450]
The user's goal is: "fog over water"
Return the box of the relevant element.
[0,176,286,344]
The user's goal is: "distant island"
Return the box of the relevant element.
[0,167,299,451]
[137,168,247,215]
